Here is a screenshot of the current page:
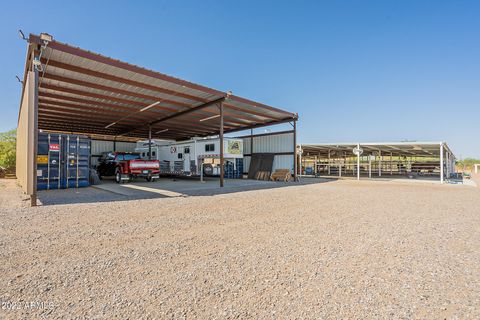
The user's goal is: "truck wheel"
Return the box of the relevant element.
[115,171,122,184]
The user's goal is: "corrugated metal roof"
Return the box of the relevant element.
[26,34,297,141]
[301,142,455,158]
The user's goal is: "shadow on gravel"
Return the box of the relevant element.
[36,176,335,206]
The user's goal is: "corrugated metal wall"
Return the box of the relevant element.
[242,131,295,174]
[116,141,137,153]
[243,132,294,153]
[90,140,137,166]
[16,71,36,195]
[90,140,114,157]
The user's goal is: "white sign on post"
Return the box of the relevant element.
[353,147,363,156]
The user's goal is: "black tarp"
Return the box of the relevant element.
[248,153,275,179]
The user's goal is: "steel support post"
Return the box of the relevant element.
[148,124,152,160]
[328,150,331,175]
[31,62,39,207]
[446,151,449,178]
[219,102,224,187]
[369,155,372,178]
[293,120,297,181]
[250,128,253,155]
[357,143,360,180]
[299,145,302,176]
[390,152,393,175]
[379,150,382,177]
[249,128,253,178]
[440,143,444,184]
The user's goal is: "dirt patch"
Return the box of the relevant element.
[1,179,479,318]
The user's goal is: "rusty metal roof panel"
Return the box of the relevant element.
[28,34,297,140]
[43,47,221,102]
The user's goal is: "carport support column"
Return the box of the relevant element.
[293,120,297,182]
[148,124,152,160]
[328,150,331,175]
[390,152,393,175]
[250,129,253,155]
[446,151,449,178]
[447,151,452,178]
[368,155,372,178]
[357,143,360,180]
[219,102,224,187]
[299,145,302,176]
[30,63,39,206]
[440,143,444,184]
[379,150,382,177]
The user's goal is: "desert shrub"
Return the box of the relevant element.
[0,129,16,173]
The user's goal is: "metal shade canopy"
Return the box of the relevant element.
[16,33,299,205]
[24,34,297,142]
[300,142,455,158]
[299,141,456,184]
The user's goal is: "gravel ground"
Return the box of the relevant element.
[1,178,479,319]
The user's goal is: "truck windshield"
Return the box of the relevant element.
[124,154,141,160]
[100,152,115,162]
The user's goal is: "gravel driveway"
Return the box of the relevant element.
[1,178,479,319]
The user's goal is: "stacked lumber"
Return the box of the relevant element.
[270,169,292,182]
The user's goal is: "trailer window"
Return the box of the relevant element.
[184,147,190,154]
[205,144,215,152]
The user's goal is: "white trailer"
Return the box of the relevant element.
[135,137,243,176]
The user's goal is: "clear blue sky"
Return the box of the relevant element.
[1,1,479,158]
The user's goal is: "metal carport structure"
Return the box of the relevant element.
[300,142,456,183]
[16,33,298,206]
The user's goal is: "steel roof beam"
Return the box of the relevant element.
[39,89,259,125]
[38,93,251,129]
[38,99,242,132]
[120,97,226,136]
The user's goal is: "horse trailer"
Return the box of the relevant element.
[135,138,244,178]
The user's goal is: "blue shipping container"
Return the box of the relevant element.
[37,133,91,190]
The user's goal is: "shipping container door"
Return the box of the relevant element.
[65,136,91,188]
[37,133,62,190]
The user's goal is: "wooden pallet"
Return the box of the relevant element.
[255,171,271,181]
[270,169,292,182]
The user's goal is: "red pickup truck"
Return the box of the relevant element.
[116,158,160,183]
[96,152,160,183]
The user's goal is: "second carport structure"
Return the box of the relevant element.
[299,141,456,183]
